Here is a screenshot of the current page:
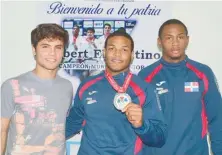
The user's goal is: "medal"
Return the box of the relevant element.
[105,70,133,110]
[113,93,132,110]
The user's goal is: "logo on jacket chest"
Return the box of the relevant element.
[184,82,199,92]
[85,90,98,104]
[156,81,169,95]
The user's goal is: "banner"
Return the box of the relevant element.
[42,1,172,154]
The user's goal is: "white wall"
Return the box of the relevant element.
[1,1,222,90]
[1,2,37,82]
[171,1,222,89]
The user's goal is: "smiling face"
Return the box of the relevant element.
[158,24,189,63]
[104,36,133,76]
[32,38,64,72]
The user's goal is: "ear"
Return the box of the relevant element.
[185,35,189,49]
[103,48,106,60]
[32,45,37,60]
[131,51,134,64]
[157,37,162,49]
[32,45,36,56]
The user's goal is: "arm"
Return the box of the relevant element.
[1,118,10,155]
[65,86,84,139]
[204,68,222,155]
[136,86,166,147]
[123,84,167,147]
[1,80,15,155]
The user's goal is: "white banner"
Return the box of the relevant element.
[43,1,172,154]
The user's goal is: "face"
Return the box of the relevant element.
[32,38,64,71]
[72,26,79,35]
[158,24,189,63]
[104,25,111,35]
[104,36,133,75]
[87,30,94,38]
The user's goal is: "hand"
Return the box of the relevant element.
[122,103,143,128]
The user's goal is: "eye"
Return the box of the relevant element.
[166,36,172,40]
[108,47,114,51]
[178,36,185,39]
[42,45,48,48]
[56,46,63,50]
[123,48,128,52]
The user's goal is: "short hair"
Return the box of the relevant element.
[86,27,95,33]
[31,23,69,49]
[104,23,111,28]
[158,19,188,38]
[104,28,134,51]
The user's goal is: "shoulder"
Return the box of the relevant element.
[78,72,105,89]
[57,75,73,89]
[1,72,30,86]
[1,79,13,91]
[131,74,155,92]
[138,60,161,79]
[187,58,214,77]
[1,72,30,92]
[187,58,220,92]
[76,73,105,99]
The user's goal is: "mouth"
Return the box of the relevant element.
[111,58,123,63]
[46,58,56,63]
[171,49,180,54]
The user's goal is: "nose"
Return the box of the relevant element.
[49,47,56,55]
[113,48,121,56]
[172,37,179,46]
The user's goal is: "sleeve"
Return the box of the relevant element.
[65,85,85,139]
[204,67,222,155]
[133,84,167,147]
[1,80,15,118]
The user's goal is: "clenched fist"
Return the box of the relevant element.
[122,103,143,128]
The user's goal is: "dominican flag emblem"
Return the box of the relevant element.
[184,82,199,92]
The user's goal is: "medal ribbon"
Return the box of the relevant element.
[105,70,132,93]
